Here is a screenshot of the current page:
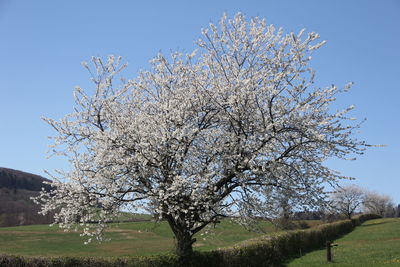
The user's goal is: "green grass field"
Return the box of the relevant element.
[287,218,400,266]
[3,217,398,264]
[0,219,319,258]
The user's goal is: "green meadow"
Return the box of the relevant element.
[3,217,399,265]
[0,219,319,258]
[287,218,400,266]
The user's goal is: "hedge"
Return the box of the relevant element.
[197,213,382,267]
[0,214,381,267]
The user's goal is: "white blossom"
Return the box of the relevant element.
[33,13,369,256]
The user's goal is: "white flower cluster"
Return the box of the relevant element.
[34,13,367,249]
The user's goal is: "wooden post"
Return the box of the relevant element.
[326,241,332,262]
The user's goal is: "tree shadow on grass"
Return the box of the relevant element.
[281,229,354,266]
[359,221,389,227]
[282,248,325,267]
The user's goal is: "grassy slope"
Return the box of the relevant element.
[287,218,400,267]
[0,219,319,258]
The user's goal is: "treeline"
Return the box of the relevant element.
[330,184,399,219]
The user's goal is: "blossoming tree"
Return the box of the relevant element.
[331,184,365,219]
[35,13,368,256]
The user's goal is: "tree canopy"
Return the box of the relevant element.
[331,184,365,219]
[35,13,368,256]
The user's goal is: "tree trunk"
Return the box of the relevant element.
[175,229,195,257]
[166,215,195,257]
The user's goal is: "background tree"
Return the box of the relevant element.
[254,173,316,230]
[270,189,297,230]
[331,184,365,219]
[363,191,394,217]
[34,13,368,257]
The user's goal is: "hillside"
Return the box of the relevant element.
[0,167,53,227]
[287,218,400,266]
[0,167,51,191]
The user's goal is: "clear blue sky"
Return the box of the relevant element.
[1,1,399,203]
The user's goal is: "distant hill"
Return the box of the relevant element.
[0,167,54,227]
